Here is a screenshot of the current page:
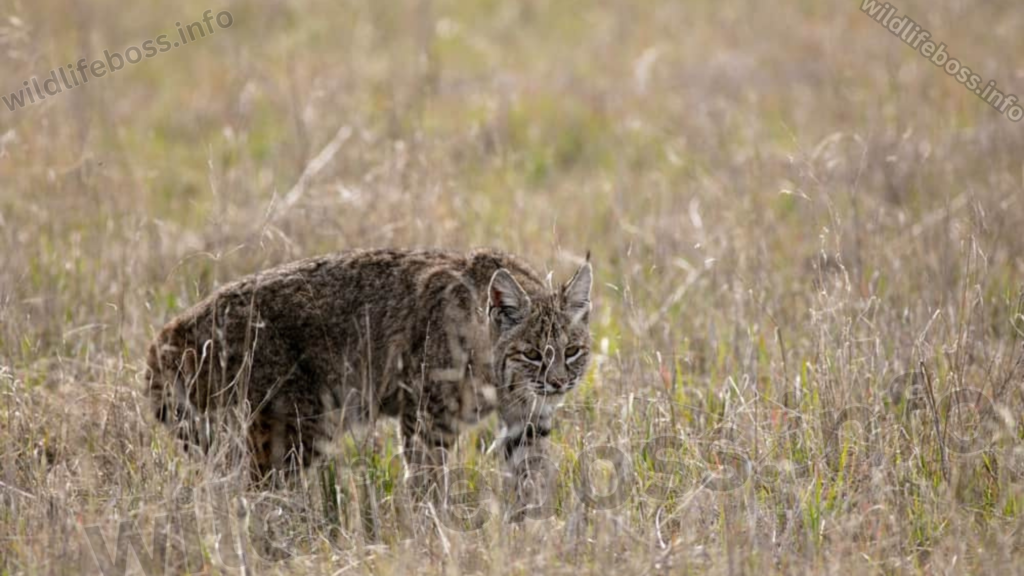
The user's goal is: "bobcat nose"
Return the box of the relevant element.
[547,377,570,391]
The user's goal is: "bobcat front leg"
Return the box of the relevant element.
[498,410,557,522]
[399,409,456,503]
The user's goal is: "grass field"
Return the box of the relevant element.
[2,0,1024,573]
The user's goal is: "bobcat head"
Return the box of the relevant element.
[487,256,593,410]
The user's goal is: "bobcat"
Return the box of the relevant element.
[146,248,592,513]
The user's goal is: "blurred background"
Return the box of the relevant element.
[1,0,1023,573]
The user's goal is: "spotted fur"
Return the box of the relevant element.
[146,248,592,506]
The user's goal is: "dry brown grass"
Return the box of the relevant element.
[2,0,1024,573]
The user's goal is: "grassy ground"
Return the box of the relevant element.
[2,0,1024,573]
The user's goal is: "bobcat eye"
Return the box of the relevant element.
[522,349,543,363]
[564,346,581,359]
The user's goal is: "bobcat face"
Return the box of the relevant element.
[487,258,593,407]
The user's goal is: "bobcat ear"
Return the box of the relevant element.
[488,269,530,329]
[562,255,592,324]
